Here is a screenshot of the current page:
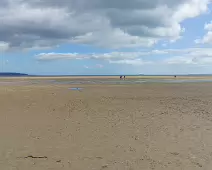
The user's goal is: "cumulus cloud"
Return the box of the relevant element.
[166,56,212,65]
[164,48,212,65]
[36,47,212,66]
[195,21,212,44]
[0,0,211,50]
[0,41,9,51]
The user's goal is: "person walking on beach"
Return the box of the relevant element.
[120,76,122,80]
[124,76,126,80]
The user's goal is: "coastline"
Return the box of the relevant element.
[1,75,212,80]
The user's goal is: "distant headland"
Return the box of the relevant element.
[0,72,28,77]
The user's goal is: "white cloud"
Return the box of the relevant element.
[36,47,212,66]
[195,21,212,44]
[36,51,154,66]
[36,51,150,61]
[36,53,90,61]
[0,0,210,50]
[165,55,212,65]
[162,43,167,47]
[0,41,9,51]
[173,0,210,22]
[3,60,9,65]
[96,64,104,68]
[72,29,157,49]
[204,22,212,30]
[83,64,103,69]
[164,48,212,65]
[109,59,153,65]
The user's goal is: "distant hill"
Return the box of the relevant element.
[0,72,28,77]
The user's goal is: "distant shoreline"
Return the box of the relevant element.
[1,73,212,77]
[1,75,212,80]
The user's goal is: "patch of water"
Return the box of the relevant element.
[69,87,83,91]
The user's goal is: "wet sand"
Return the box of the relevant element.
[1,83,212,169]
[1,76,212,86]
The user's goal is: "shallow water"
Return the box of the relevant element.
[69,87,83,90]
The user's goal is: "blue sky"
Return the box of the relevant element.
[1,0,212,75]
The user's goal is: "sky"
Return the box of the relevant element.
[1,0,212,75]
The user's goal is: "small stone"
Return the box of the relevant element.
[102,165,108,169]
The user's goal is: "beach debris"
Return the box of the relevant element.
[170,152,179,156]
[23,155,48,159]
[132,135,139,140]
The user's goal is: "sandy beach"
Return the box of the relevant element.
[1,81,212,169]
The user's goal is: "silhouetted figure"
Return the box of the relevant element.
[120,76,122,80]
[124,76,126,80]
[174,75,177,78]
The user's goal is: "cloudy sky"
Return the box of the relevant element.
[1,0,212,75]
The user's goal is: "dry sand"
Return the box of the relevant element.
[1,83,212,169]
